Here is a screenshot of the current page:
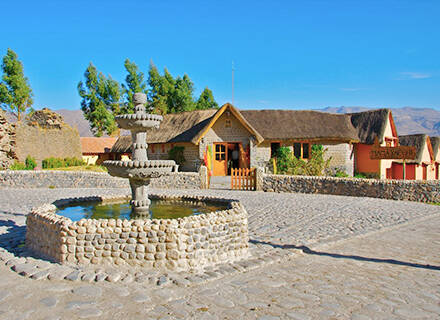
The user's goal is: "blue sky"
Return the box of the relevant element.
[1,0,439,110]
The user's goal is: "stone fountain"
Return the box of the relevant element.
[25,92,249,271]
[103,93,176,215]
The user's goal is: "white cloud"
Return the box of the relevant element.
[398,72,431,79]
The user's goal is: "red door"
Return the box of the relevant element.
[422,164,427,180]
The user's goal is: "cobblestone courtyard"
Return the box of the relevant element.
[0,187,439,319]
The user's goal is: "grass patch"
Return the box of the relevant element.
[45,165,107,172]
[429,202,440,206]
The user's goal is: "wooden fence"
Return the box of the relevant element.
[231,168,256,190]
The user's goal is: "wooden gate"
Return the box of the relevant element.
[231,168,256,190]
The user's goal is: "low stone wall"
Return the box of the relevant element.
[0,170,201,189]
[26,194,249,270]
[150,172,200,190]
[262,174,440,202]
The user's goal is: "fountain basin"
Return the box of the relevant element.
[104,160,176,179]
[26,194,249,270]
[115,113,163,129]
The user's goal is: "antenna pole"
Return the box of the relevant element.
[232,61,234,105]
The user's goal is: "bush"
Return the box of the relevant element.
[42,157,84,169]
[334,169,349,178]
[354,172,379,179]
[168,146,185,166]
[274,147,292,174]
[64,157,84,167]
[272,144,331,176]
[9,161,27,170]
[25,155,37,170]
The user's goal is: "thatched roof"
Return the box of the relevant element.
[349,109,392,144]
[111,109,217,153]
[111,136,131,153]
[240,110,359,141]
[144,109,217,143]
[398,134,429,164]
[430,136,440,159]
[111,105,402,153]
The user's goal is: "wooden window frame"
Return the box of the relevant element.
[225,119,232,128]
[293,141,311,160]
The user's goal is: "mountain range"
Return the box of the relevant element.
[24,107,440,138]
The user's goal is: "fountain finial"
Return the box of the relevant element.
[134,93,147,115]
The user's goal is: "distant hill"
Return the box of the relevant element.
[16,106,440,138]
[54,109,95,137]
[320,106,440,137]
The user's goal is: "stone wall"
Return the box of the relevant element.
[148,142,200,172]
[15,109,82,166]
[323,142,354,176]
[0,171,201,189]
[262,173,440,203]
[26,194,249,270]
[0,110,16,169]
[150,172,200,189]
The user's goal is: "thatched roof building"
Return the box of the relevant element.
[349,109,394,144]
[430,136,440,160]
[398,134,431,164]
[111,104,366,153]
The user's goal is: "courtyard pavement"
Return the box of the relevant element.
[0,187,439,319]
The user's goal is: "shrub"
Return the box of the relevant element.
[25,155,37,170]
[9,161,27,170]
[64,157,84,167]
[272,144,331,176]
[42,157,84,169]
[168,146,185,166]
[274,147,292,174]
[334,169,349,178]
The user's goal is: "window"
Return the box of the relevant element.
[271,142,280,158]
[225,119,232,128]
[151,144,155,153]
[293,142,310,159]
[215,144,226,160]
[293,143,301,158]
[303,143,310,158]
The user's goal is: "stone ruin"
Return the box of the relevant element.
[27,108,65,129]
[0,109,17,169]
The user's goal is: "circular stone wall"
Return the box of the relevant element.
[25,194,249,271]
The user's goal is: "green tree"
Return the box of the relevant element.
[196,87,218,110]
[77,63,122,137]
[147,62,198,114]
[121,58,148,113]
[169,74,195,113]
[147,63,172,115]
[0,49,33,121]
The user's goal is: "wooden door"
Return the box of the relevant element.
[213,143,227,176]
[423,164,427,180]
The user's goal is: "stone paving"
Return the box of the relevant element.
[0,187,439,319]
